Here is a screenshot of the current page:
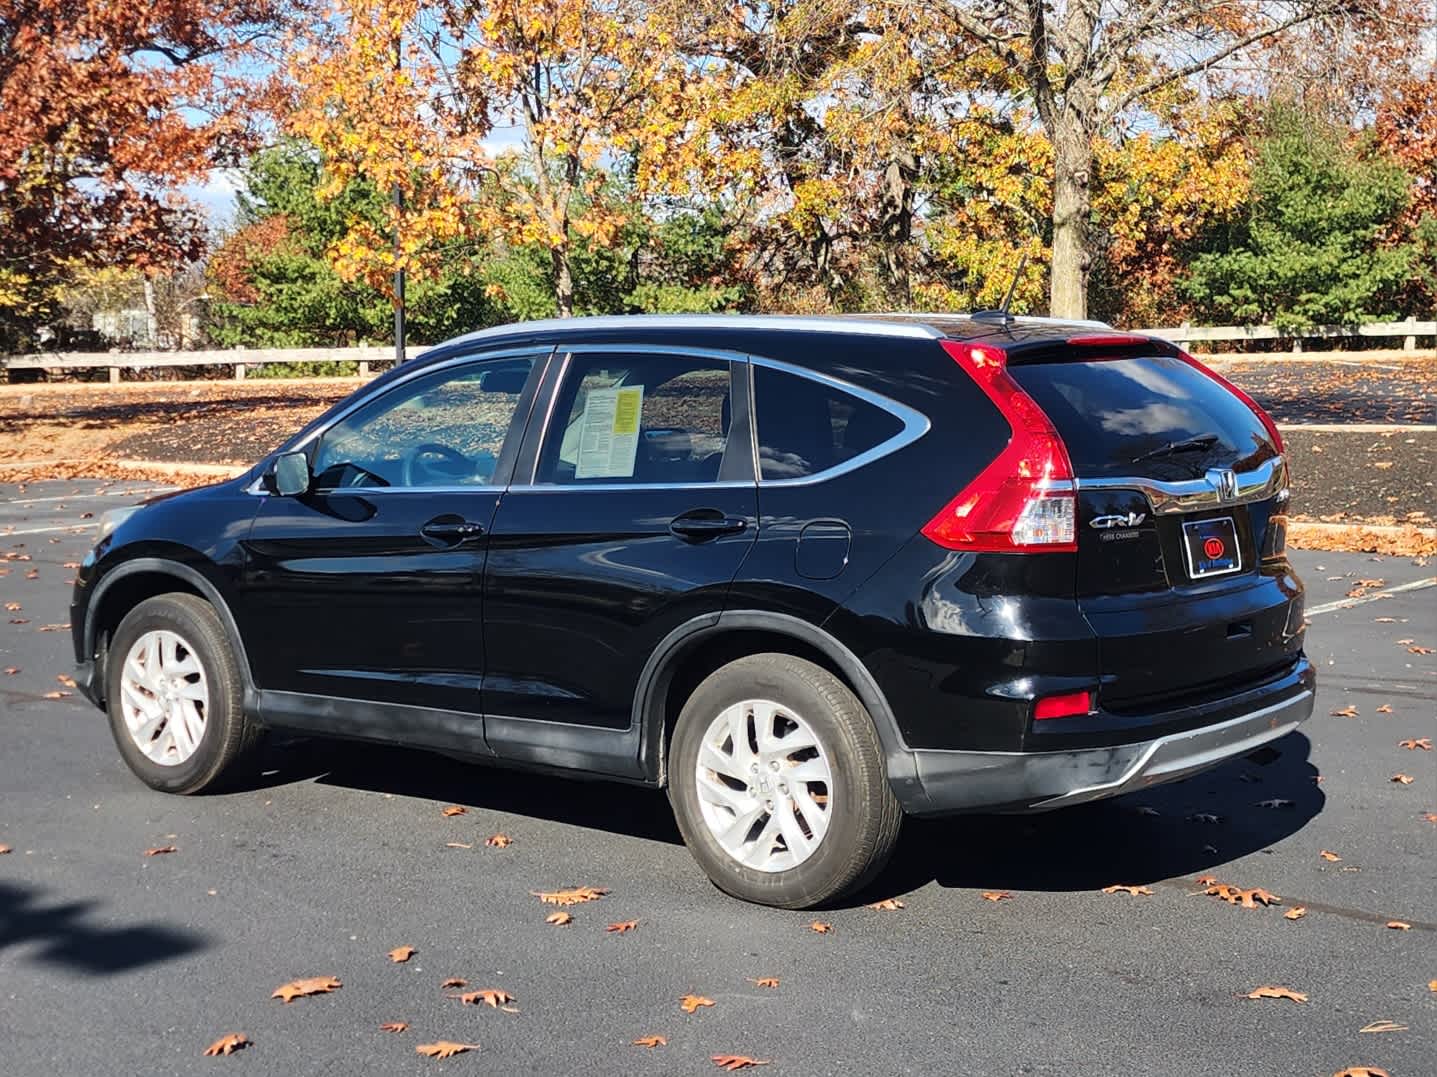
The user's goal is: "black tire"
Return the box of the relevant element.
[104,593,260,794]
[668,653,902,909]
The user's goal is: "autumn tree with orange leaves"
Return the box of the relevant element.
[0,0,292,349]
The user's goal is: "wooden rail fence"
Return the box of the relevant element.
[2,317,1431,382]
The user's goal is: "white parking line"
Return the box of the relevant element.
[1307,576,1437,616]
[4,487,175,506]
[1,523,99,538]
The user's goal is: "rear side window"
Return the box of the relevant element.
[537,352,733,485]
[753,365,903,480]
[1008,356,1277,478]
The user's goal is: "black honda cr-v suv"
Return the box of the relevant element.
[71,314,1314,908]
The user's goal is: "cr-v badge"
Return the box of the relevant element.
[1090,512,1146,529]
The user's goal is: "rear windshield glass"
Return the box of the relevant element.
[1008,356,1277,478]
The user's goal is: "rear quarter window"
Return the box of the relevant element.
[1009,356,1278,478]
[753,365,904,480]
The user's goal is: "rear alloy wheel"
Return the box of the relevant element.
[693,699,835,872]
[105,593,260,794]
[669,653,902,908]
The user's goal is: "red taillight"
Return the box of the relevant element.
[1034,689,1094,720]
[1175,349,1285,453]
[922,340,1077,553]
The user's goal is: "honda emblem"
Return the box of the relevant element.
[1206,467,1238,502]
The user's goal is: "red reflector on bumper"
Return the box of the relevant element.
[1034,690,1094,720]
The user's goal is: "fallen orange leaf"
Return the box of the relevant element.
[1390,774,1415,784]
[545,911,573,926]
[1425,813,1437,823]
[1358,1020,1407,1033]
[388,945,416,963]
[981,891,1013,902]
[680,994,715,1013]
[379,1022,408,1033]
[532,886,608,906]
[1385,920,1411,930]
[1332,1068,1391,1077]
[485,833,513,847]
[144,845,177,857]
[749,977,779,988]
[868,898,904,910]
[440,978,467,989]
[1101,884,1153,896]
[0,844,10,855]
[202,1033,249,1056]
[415,1041,478,1059]
[451,988,513,1007]
[41,690,68,698]
[712,1055,770,1071]
[606,919,638,934]
[1409,645,1434,654]
[1284,907,1308,921]
[2,667,17,675]
[1320,850,1342,862]
[632,1035,667,1048]
[1398,738,1431,751]
[1195,874,1218,886]
[1330,705,1359,717]
[1375,704,1393,713]
[809,920,832,933]
[55,674,76,688]
[272,976,341,1003]
[1245,985,1307,1003]
[440,805,467,817]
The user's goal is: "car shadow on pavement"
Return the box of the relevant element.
[263,738,685,845]
[856,730,1323,905]
[0,880,207,975]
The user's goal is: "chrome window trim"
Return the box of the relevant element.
[245,345,553,496]
[507,481,754,494]
[1076,456,1285,515]
[448,313,944,349]
[748,355,931,487]
[522,343,749,489]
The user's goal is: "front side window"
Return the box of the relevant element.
[537,352,733,485]
[752,365,904,480]
[312,356,535,489]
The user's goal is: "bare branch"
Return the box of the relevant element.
[1104,6,1343,119]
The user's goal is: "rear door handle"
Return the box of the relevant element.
[420,516,487,545]
[670,510,747,543]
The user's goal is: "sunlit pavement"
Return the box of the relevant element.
[1,481,1433,1077]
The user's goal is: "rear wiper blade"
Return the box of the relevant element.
[1131,433,1219,463]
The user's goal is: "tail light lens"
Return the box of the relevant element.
[1034,689,1095,720]
[1175,349,1285,452]
[922,340,1077,553]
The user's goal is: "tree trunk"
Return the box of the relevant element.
[142,275,160,348]
[878,150,917,307]
[552,245,574,319]
[1049,112,1093,320]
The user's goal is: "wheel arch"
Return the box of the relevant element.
[634,610,921,804]
[85,558,255,706]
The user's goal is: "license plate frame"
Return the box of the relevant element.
[1181,515,1241,579]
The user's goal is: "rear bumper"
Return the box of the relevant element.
[895,678,1314,816]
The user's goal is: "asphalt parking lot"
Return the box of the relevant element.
[1,481,1434,1077]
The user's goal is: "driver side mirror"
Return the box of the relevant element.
[271,451,311,497]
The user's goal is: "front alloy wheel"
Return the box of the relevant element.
[118,629,210,765]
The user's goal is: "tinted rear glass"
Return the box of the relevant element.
[753,365,903,479]
[1009,356,1277,478]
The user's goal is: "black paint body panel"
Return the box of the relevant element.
[70,315,1312,816]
